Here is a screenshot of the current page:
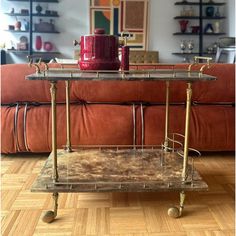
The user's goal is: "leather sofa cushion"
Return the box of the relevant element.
[144,105,235,151]
[1,104,234,153]
[1,104,134,153]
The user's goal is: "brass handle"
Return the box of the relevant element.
[188,56,212,73]
[119,32,133,46]
[193,56,212,63]
[39,61,49,71]
[27,55,43,73]
[29,63,41,74]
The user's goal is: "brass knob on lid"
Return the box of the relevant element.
[94,28,105,34]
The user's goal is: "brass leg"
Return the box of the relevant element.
[168,191,186,218]
[179,190,186,216]
[164,81,170,152]
[65,80,72,152]
[42,192,59,223]
[182,83,192,181]
[50,81,58,182]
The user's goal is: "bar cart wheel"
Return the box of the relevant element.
[42,192,59,223]
[42,211,56,223]
[168,207,180,218]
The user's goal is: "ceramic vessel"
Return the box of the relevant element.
[187,40,194,53]
[205,6,214,17]
[35,36,42,50]
[191,26,200,33]
[78,28,121,70]
[214,21,220,33]
[36,4,43,14]
[204,23,214,33]
[180,40,186,53]
[179,20,188,33]
[215,7,220,17]
[44,41,53,51]
[23,19,29,31]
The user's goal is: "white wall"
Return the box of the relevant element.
[1,0,235,63]
[55,0,89,59]
[149,0,180,62]
[226,0,235,36]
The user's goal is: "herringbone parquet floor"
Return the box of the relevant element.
[1,152,235,236]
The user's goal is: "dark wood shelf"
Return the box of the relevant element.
[7,49,60,54]
[5,30,60,33]
[5,13,59,17]
[5,30,29,33]
[5,13,29,16]
[7,0,58,2]
[172,52,216,55]
[173,32,226,35]
[173,32,200,35]
[174,16,199,19]
[204,32,226,35]
[32,13,59,17]
[33,30,60,33]
[174,16,226,20]
[173,1,226,59]
[175,1,225,6]
[7,49,29,53]
[172,52,200,55]
[203,16,226,20]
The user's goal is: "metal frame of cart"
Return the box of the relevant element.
[26,56,216,223]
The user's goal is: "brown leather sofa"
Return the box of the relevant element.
[1,63,235,153]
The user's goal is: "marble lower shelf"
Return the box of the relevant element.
[31,148,208,193]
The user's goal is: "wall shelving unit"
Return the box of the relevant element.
[4,0,60,60]
[172,0,226,60]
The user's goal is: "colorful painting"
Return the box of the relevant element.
[91,9,111,34]
[90,0,149,49]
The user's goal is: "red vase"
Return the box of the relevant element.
[179,20,189,33]
[35,36,42,50]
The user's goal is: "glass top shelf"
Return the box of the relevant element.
[26,68,217,82]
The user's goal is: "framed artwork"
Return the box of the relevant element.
[90,0,149,50]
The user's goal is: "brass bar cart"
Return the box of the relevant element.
[27,57,215,223]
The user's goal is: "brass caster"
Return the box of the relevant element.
[168,207,180,218]
[42,210,56,223]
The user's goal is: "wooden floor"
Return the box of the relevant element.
[1,152,235,236]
